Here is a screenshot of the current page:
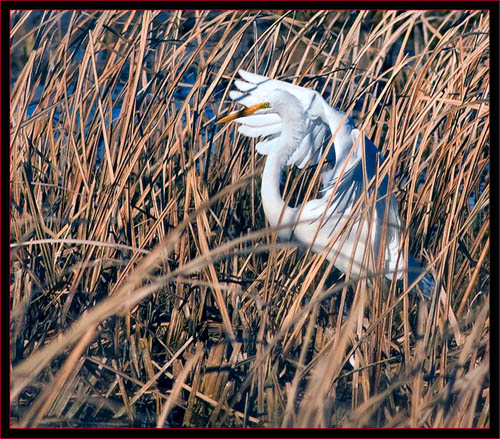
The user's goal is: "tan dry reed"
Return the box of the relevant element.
[10,10,489,428]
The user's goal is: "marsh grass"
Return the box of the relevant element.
[10,10,489,428]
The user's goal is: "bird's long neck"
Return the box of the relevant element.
[261,124,301,240]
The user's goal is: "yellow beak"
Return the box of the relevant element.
[216,102,268,124]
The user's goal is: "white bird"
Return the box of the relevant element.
[217,70,434,298]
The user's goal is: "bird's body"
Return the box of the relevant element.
[218,70,434,298]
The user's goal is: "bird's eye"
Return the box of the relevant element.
[263,102,271,108]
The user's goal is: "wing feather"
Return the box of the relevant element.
[239,124,281,138]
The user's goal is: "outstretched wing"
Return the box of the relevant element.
[227,70,350,170]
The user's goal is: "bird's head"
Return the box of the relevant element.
[217,90,303,124]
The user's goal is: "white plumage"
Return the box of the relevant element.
[218,70,434,298]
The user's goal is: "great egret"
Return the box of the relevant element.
[217,70,434,298]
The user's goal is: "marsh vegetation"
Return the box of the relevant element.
[10,10,489,428]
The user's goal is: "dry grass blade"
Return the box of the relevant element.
[156,346,203,427]
[10,10,489,428]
